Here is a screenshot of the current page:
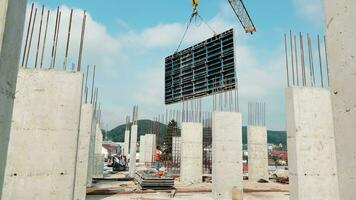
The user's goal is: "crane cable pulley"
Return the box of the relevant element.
[175,6,217,53]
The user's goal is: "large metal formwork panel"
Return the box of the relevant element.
[1,68,83,200]
[144,134,156,163]
[165,29,236,104]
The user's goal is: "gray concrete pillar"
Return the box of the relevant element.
[212,112,243,200]
[247,126,268,182]
[1,69,83,200]
[324,1,356,199]
[129,124,138,177]
[93,154,103,178]
[286,87,339,200]
[144,134,156,164]
[180,122,202,184]
[139,135,146,163]
[124,130,130,156]
[95,123,103,155]
[74,104,94,200]
[86,116,97,187]
[93,123,103,178]
[0,1,26,197]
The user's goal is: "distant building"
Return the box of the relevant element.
[271,149,288,161]
[267,143,273,153]
[243,163,248,174]
[243,149,248,157]
[102,141,122,157]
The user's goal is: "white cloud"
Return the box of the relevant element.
[293,0,324,23]
[116,13,238,51]
[238,46,285,98]
[134,67,164,107]
[115,18,131,31]
[22,4,123,78]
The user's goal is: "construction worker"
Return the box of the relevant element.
[153,145,162,170]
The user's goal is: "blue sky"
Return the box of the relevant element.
[29,0,325,130]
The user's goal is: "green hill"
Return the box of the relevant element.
[106,119,287,147]
[106,119,167,143]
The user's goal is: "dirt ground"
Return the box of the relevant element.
[86,180,289,200]
[87,191,289,200]
[87,169,289,200]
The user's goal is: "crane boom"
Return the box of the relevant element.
[228,0,256,34]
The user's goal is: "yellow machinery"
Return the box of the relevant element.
[192,0,199,8]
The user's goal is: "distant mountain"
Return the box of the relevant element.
[106,119,287,147]
[242,126,287,147]
[106,119,167,143]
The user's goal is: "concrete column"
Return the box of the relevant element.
[145,134,156,163]
[124,130,130,156]
[93,123,103,178]
[0,1,26,197]
[180,122,202,184]
[95,123,102,154]
[86,116,97,187]
[286,87,339,200]
[93,154,103,178]
[139,135,146,163]
[74,104,94,200]
[324,1,356,199]
[247,126,268,182]
[129,125,138,177]
[1,69,83,200]
[212,112,243,200]
[94,155,104,178]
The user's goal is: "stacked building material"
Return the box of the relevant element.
[135,169,174,190]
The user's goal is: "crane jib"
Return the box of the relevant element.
[228,0,256,33]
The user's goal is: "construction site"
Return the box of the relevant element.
[0,0,355,200]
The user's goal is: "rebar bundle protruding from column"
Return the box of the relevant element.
[84,65,89,103]
[40,10,50,69]
[90,65,96,104]
[20,4,88,70]
[284,31,329,88]
[181,98,202,123]
[212,80,239,112]
[125,116,131,131]
[77,10,87,71]
[21,3,34,67]
[50,7,60,69]
[25,7,38,68]
[34,5,44,68]
[248,102,266,126]
[63,9,73,69]
[132,105,139,125]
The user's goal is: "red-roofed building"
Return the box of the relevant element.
[271,149,288,161]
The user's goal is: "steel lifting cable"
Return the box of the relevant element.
[197,13,217,36]
[175,12,195,53]
[175,8,217,53]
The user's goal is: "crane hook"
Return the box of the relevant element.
[192,0,199,15]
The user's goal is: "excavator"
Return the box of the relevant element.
[191,0,256,34]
